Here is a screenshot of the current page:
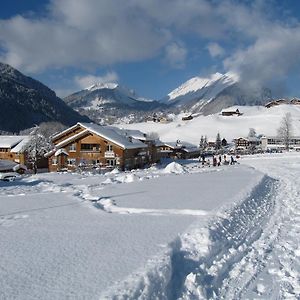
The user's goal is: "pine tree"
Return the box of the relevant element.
[215,132,221,150]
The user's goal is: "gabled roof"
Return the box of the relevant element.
[0,136,24,148]
[163,141,198,150]
[78,123,147,149]
[0,135,32,153]
[111,127,148,141]
[51,123,79,141]
[46,122,147,157]
[11,136,32,153]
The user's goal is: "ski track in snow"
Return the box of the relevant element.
[99,155,300,299]
[1,155,300,299]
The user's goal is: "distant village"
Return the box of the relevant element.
[0,112,300,175]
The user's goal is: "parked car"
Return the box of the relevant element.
[0,172,20,181]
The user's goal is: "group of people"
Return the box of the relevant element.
[199,154,238,167]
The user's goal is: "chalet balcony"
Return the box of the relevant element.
[104,151,115,158]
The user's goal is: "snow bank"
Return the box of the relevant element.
[163,162,186,174]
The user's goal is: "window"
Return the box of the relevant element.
[81,144,100,151]
[0,148,8,152]
[69,143,76,151]
[106,144,113,151]
[106,159,116,166]
[67,158,76,166]
[52,158,58,165]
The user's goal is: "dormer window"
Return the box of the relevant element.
[106,144,113,151]
[69,143,76,151]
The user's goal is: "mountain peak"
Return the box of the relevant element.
[162,72,239,104]
[86,82,119,91]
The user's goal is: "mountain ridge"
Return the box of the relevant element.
[0,62,89,132]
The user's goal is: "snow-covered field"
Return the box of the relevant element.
[120,105,300,143]
[1,153,300,299]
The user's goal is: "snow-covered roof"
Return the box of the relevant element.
[163,141,198,150]
[0,136,24,148]
[55,129,89,149]
[78,123,147,149]
[47,123,147,157]
[13,164,27,171]
[51,123,79,141]
[0,136,32,153]
[11,136,32,153]
[112,128,148,141]
[0,159,18,171]
[55,149,69,156]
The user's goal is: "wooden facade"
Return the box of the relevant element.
[0,136,31,167]
[47,123,151,172]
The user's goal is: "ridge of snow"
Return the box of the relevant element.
[86,82,118,91]
[82,82,153,106]
[162,72,239,105]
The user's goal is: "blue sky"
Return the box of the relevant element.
[1,0,300,99]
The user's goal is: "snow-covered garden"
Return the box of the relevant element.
[1,153,300,299]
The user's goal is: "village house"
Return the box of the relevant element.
[265,99,289,108]
[156,140,199,159]
[221,108,243,116]
[46,122,154,172]
[234,137,261,152]
[0,135,46,170]
[261,136,300,151]
[290,98,300,105]
[182,115,193,121]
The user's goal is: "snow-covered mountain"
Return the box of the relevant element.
[64,83,160,111]
[161,72,271,115]
[64,82,163,124]
[121,104,300,143]
[162,72,238,105]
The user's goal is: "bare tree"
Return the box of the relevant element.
[277,113,293,150]
[248,128,257,138]
[26,126,52,173]
[147,131,160,140]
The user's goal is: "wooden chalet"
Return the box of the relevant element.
[234,137,260,151]
[157,140,199,159]
[221,109,243,116]
[46,122,153,171]
[0,135,38,169]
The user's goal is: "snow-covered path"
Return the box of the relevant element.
[0,163,264,300]
[227,154,300,299]
[175,153,300,299]
[1,154,299,299]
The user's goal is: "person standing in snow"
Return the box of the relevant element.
[230,155,235,165]
[213,156,217,167]
[218,155,222,166]
[207,158,210,167]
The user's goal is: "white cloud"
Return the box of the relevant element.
[1,0,300,93]
[207,43,225,58]
[75,72,119,89]
[164,42,187,69]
